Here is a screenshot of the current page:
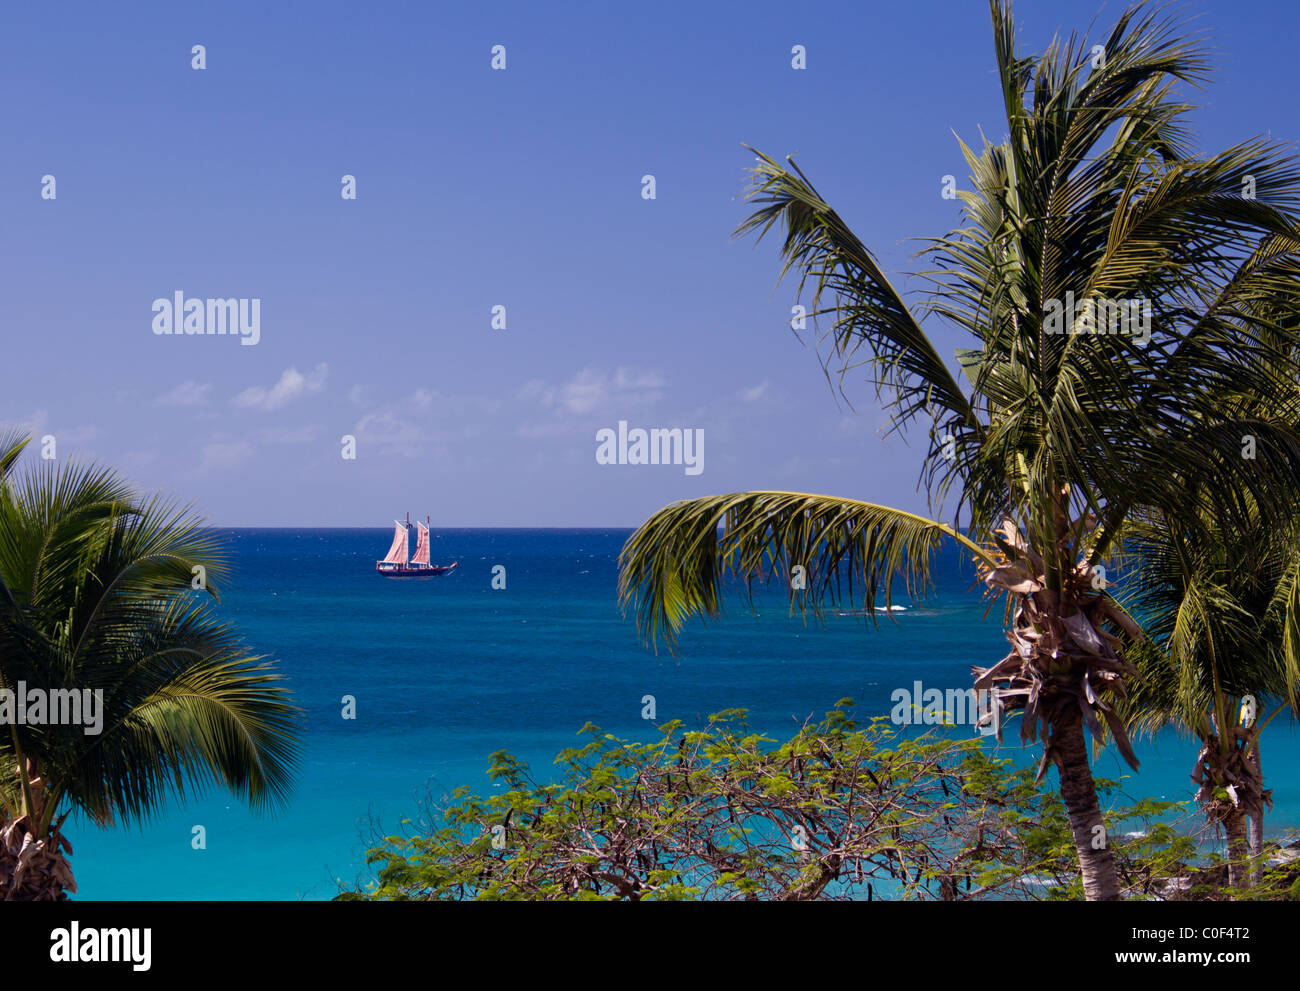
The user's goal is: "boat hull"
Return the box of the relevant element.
[376,561,458,577]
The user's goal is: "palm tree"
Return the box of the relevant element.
[617,0,1300,900]
[1119,502,1300,889]
[1115,263,1300,890]
[0,432,300,900]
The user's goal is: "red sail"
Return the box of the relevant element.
[381,521,409,564]
[412,522,431,565]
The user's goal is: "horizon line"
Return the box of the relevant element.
[201,523,644,530]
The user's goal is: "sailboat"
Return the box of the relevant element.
[375,513,458,577]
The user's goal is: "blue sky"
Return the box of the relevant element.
[4,0,1298,525]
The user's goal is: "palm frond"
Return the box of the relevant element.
[735,149,980,444]
[0,450,301,836]
[0,430,29,481]
[618,491,992,653]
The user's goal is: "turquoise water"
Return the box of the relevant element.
[65,528,1300,899]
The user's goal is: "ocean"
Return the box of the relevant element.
[65,527,1300,899]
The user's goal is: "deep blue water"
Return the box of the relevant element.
[66,528,1300,899]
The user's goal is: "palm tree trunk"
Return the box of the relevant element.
[1053,718,1121,901]
[0,817,74,900]
[1225,807,1249,889]
[0,755,75,901]
[1247,740,1263,886]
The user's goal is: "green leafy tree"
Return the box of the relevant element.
[0,432,301,900]
[617,0,1300,900]
[340,703,1202,901]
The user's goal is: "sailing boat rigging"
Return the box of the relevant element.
[376,513,458,577]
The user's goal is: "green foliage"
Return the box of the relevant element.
[0,433,301,898]
[341,704,1224,902]
[618,493,994,652]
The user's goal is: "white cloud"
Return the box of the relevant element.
[157,381,212,406]
[198,440,253,472]
[613,367,664,391]
[837,414,882,437]
[4,411,98,451]
[233,364,328,412]
[516,379,554,405]
[354,411,422,457]
[11,409,48,435]
[559,368,607,414]
[739,381,769,402]
[518,366,664,416]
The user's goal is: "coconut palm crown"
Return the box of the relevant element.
[1118,501,1300,887]
[0,432,300,900]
